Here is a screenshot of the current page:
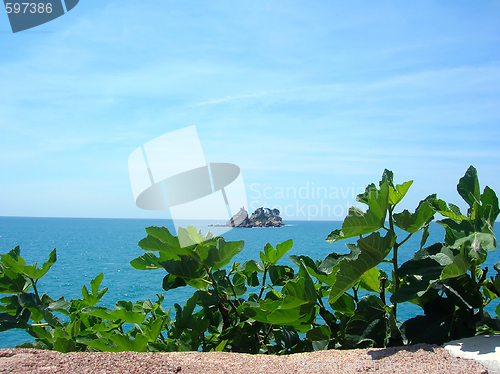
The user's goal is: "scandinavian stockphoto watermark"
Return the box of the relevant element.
[297,358,497,372]
[128,126,247,247]
[249,182,366,220]
[3,0,79,33]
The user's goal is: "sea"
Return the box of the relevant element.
[1,216,499,349]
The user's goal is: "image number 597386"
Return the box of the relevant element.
[3,0,79,33]
[5,3,53,13]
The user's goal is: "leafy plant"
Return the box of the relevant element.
[1,165,499,353]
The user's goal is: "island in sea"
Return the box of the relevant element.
[209,207,285,228]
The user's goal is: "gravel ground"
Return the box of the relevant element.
[0,344,490,373]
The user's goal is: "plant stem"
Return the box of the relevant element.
[30,278,40,300]
[388,206,400,320]
[262,324,274,344]
[257,267,269,301]
[226,275,239,301]
[352,287,359,303]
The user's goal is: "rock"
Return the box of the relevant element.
[226,207,284,228]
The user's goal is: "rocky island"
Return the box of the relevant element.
[210,207,285,228]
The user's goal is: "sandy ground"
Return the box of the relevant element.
[0,344,491,374]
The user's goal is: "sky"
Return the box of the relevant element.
[0,0,499,221]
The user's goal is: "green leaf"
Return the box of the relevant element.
[306,325,331,341]
[259,239,293,265]
[198,239,245,270]
[359,266,381,293]
[393,197,435,233]
[389,180,413,206]
[162,274,187,291]
[0,247,26,274]
[481,186,500,222]
[344,295,388,348]
[160,259,205,280]
[441,275,483,309]
[130,253,163,270]
[441,251,471,280]
[0,269,29,294]
[269,265,294,286]
[401,297,474,345]
[231,272,247,296]
[420,224,430,249]
[82,273,108,307]
[53,337,76,353]
[391,243,456,303]
[142,315,168,342]
[82,304,146,324]
[328,181,388,242]
[289,254,337,286]
[329,293,356,317]
[138,226,192,260]
[244,261,317,326]
[457,166,480,208]
[85,333,149,352]
[23,249,57,280]
[328,231,395,303]
[429,198,467,221]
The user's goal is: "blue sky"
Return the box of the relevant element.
[0,1,499,221]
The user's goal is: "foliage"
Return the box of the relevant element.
[1,166,499,352]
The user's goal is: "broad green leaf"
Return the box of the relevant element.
[344,295,387,348]
[329,182,388,242]
[138,226,192,260]
[328,231,395,303]
[162,274,187,291]
[420,224,430,249]
[82,305,146,324]
[359,266,381,293]
[259,239,293,265]
[82,273,108,307]
[177,226,215,248]
[391,243,456,303]
[146,226,182,248]
[242,259,265,273]
[142,316,167,342]
[86,333,149,352]
[306,325,331,341]
[0,247,26,274]
[481,186,500,222]
[53,337,76,353]
[429,198,467,221]
[442,275,482,309]
[130,253,163,270]
[389,180,413,206]
[457,165,480,208]
[290,255,338,286]
[438,218,475,247]
[22,249,56,280]
[48,297,71,312]
[441,251,471,280]
[0,269,29,294]
[198,239,244,270]
[329,293,356,316]
[231,272,247,296]
[393,197,435,233]
[401,297,474,345]
[160,259,205,280]
[244,262,317,326]
[269,265,294,286]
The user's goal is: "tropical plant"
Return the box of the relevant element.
[1,166,499,352]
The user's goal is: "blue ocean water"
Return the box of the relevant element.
[0,217,499,348]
